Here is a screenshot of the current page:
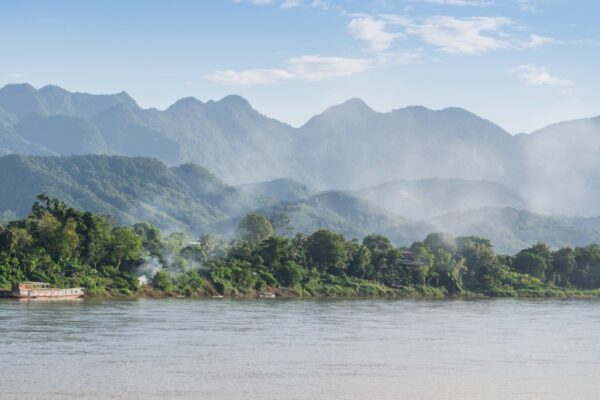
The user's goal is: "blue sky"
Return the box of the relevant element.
[1,0,598,133]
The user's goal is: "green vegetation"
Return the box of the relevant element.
[2,196,600,298]
[0,154,274,233]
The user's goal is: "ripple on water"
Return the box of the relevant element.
[1,298,599,400]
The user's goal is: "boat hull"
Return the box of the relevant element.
[12,294,84,300]
[0,286,85,300]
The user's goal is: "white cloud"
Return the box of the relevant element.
[9,72,25,78]
[376,49,423,65]
[408,16,512,54]
[517,0,536,12]
[406,0,493,6]
[523,34,554,48]
[286,55,372,79]
[346,13,554,56]
[509,64,572,87]
[234,0,328,9]
[281,0,301,8]
[310,0,329,10]
[204,69,295,85]
[234,0,274,4]
[205,55,371,85]
[348,16,405,52]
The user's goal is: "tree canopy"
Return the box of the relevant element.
[1,198,600,298]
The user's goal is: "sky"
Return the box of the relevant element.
[0,0,598,133]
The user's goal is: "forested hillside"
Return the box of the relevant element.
[3,154,600,254]
[0,154,273,231]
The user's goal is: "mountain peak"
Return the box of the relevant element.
[39,84,68,94]
[0,83,46,120]
[218,94,252,108]
[440,106,482,119]
[302,98,374,128]
[333,98,373,113]
[0,82,37,94]
[167,97,204,112]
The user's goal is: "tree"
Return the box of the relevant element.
[424,232,457,255]
[552,247,576,286]
[526,243,553,280]
[456,236,492,251]
[153,270,175,293]
[236,213,274,243]
[133,223,162,257]
[363,234,393,253]
[459,239,503,291]
[79,213,113,267]
[347,242,372,278]
[276,261,304,286]
[34,213,80,261]
[432,249,465,294]
[6,226,33,256]
[110,227,142,269]
[513,251,547,280]
[305,230,348,274]
[259,236,290,267]
[377,248,412,287]
[196,234,228,262]
[288,233,307,266]
[573,245,600,289]
[362,234,394,280]
[410,242,434,285]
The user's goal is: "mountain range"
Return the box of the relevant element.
[1,83,599,215]
[2,83,600,253]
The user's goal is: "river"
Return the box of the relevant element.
[1,298,599,399]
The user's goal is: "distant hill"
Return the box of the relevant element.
[0,154,273,232]
[351,178,526,220]
[297,100,516,190]
[238,178,315,202]
[3,154,600,254]
[0,154,404,241]
[16,114,109,155]
[206,191,406,241]
[515,116,600,216]
[0,123,50,156]
[388,207,600,255]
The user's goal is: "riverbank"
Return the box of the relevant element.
[75,282,600,300]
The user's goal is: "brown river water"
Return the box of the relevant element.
[1,298,599,399]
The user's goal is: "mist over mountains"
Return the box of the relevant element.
[2,83,600,253]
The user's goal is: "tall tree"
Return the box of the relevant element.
[305,229,348,274]
[236,213,274,243]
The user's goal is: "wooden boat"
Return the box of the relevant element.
[0,282,84,300]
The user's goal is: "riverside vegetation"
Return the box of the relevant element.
[1,196,600,298]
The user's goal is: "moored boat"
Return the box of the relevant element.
[0,282,84,300]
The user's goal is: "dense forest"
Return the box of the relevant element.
[1,196,600,298]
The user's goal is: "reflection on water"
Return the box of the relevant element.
[1,298,599,399]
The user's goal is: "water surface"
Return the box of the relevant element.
[1,298,599,399]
